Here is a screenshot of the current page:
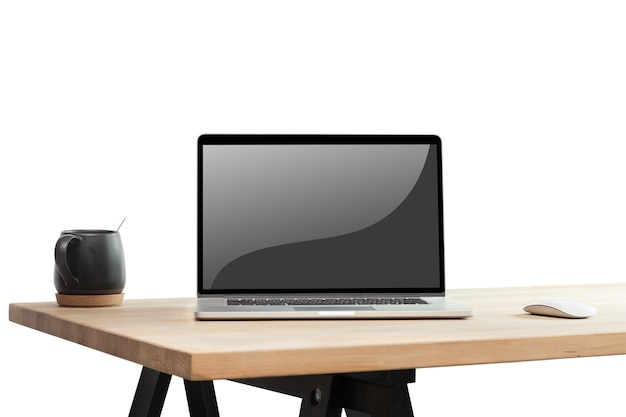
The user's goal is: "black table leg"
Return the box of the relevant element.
[184,379,220,417]
[341,371,414,417]
[129,367,414,417]
[343,380,413,417]
[129,367,172,417]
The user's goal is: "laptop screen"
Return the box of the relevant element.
[198,135,444,295]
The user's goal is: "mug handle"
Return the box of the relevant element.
[54,234,81,288]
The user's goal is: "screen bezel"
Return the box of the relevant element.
[197,134,445,296]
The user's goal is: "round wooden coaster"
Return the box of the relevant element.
[55,293,124,307]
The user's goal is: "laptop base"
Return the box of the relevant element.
[195,297,474,320]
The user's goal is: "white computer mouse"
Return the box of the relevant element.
[523,299,597,319]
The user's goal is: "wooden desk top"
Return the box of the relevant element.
[9,283,626,381]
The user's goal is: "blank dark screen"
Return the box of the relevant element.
[200,142,442,293]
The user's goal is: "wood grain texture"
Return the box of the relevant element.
[9,283,626,380]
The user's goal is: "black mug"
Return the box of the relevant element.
[54,230,126,295]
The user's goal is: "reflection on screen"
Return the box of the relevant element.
[202,144,441,292]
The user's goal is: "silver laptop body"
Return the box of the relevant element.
[196,135,474,319]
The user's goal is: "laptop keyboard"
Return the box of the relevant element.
[227,297,429,306]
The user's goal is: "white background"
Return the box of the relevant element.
[2,1,625,416]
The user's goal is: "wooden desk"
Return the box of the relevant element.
[9,284,626,417]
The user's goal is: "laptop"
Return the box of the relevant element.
[195,134,474,319]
